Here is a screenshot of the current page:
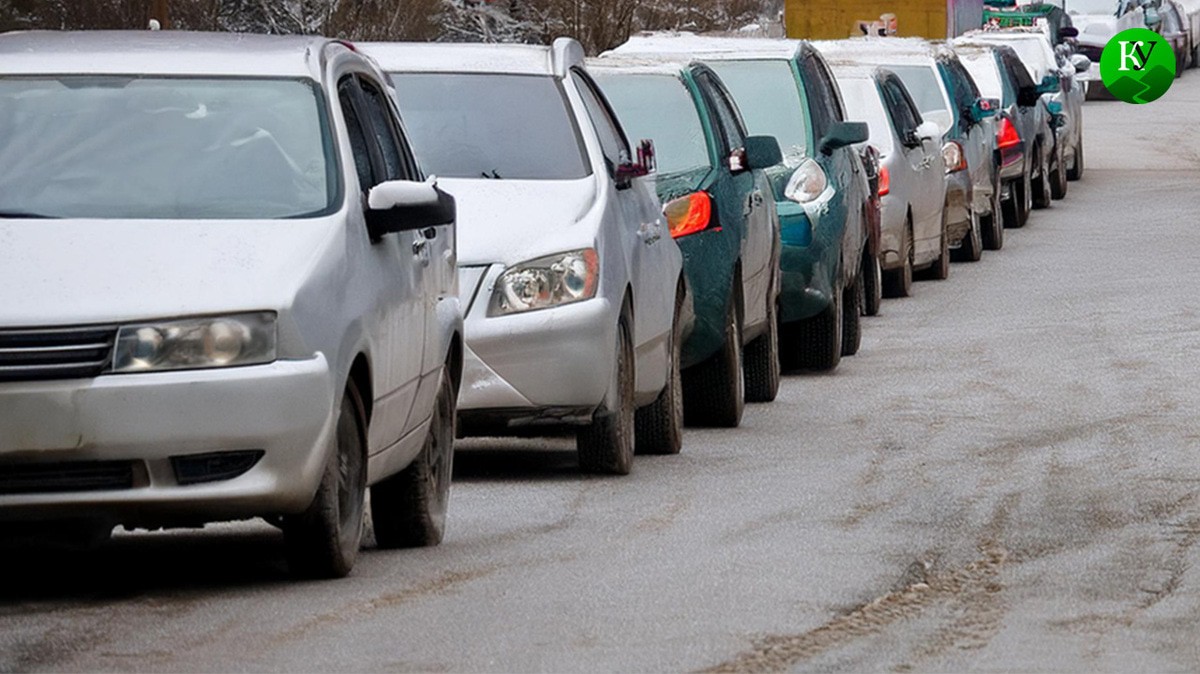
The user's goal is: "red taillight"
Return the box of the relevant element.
[878,166,890,197]
[664,192,713,239]
[997,117,1021,151]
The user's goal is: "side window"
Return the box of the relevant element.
[812,54,846,122]
[569,69,631,172]
[881,79,921,137]
[338,76,376,192]
[358,78,416,182]
[697,72,746,152]
[798,53,839,138]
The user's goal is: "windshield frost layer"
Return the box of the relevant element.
[0,77,334,219]
[594,73,710,175]
[389,73,589,180]
[706,60,809,164]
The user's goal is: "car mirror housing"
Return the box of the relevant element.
[915,120,941,142]
[1059,26,1080,39]
[971,98,1000,122]
[819,121,869,155]
[365,178,456,241]
[745,135,784,169]
[1036,74,1061,95]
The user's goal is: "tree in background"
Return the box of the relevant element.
[0,0,782,52]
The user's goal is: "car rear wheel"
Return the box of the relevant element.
[371,372,455,548]
[283,385,367,579]
[635,284,684,455]
[925,212,951,281]
[683,294,744,428]
[744,293,780,404]
[1068,135,1084,181]
[862,248,882,317]
[785,278,843,371]
[1032,144,1052,209]
[952,206,983,263]
[882,218,914,298]
[841,270,862,357]
[983,177,1004,250]
[577,312,636,474]
[1050,142,1068,200]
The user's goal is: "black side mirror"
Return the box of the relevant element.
[819,121,869,155]
[365,179,456,241]
[745,135,784,169]
[1059,26,1080,39]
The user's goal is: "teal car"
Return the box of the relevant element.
[592,59,783,429]
[609,37,872,372]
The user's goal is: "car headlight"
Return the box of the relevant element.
[489,249,599,316]
[111,312,277,373]
[783,158,828,204]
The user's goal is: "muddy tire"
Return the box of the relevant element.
[785,279,842,372]
[841,270,862,357]
[577,312,636,474]
[926,212,951,281]
[1068,135,1084,181]
[862,248,882,317]
[1050,142,1068,200]
[683,295,744,428]
[744,296,780,403]
[1032,144,1052,209]
[284,385,367,579]
[952,207,983,263]
[883,218,914,298]
[372,373,455,549]
[983,176,1004,251]
[635,285,684,455]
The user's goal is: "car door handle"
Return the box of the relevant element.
[412,238,429,257]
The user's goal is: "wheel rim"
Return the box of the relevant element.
[904,225,914,291]
[335,401,365,546]
[424,384,452,519]
[730,308,743,406]
[618,322,635,453]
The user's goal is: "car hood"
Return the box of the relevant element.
[0,217,338,327]
[436,177,598,267]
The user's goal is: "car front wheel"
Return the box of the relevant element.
[683,293,744,427]
[635,284,684,455]
[578,311,636,474]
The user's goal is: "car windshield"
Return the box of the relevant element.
[0,76,335,220]
[388,73,589,181]
[593,72,711,175]
[960,52,1012,106]
[706,60,809,165]
[833,76,894,154]
[1067,0,1117,14]
[979,38,1054,80]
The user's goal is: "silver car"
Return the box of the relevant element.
[361,40,687,475]
[829,64,948,298]
[0,32,463,579]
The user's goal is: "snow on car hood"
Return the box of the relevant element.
[436,176,598,266]
[0,217,337,327]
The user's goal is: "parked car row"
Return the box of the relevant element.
[1066,0,1200,94]
[0,24,1088,579]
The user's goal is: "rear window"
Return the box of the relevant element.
[960,52,1011,106]
[833,76,894,154]
[389,73,590,180]
[0,76,335,220]
[888,65,951,118]
[706,60,809,164]
[593,72,711,175]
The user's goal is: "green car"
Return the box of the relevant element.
[592,59,783,429]
[609,37,872,371]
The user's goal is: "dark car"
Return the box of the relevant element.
[954,40,1053,229]
[592,59,783,427]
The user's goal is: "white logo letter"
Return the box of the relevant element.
[1118,41,1143,71]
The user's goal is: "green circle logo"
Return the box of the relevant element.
[1100,27,1175,104]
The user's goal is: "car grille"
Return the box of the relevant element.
[0,325,117,382]
[0,460,136,495]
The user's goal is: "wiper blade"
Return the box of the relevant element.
[0,210,57,219]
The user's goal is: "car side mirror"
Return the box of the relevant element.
[1046,100,1066,128]
[818,121,869,155]
[1070,54,1092,73]
[915,120,940,142]
[1036,74,1061,95]
[971,97,1000,122]
[365,178,456,241]
[745,135,784,169]
[1059,26,1080,39]
[1145,6,1161,27]
[615,139,656,187]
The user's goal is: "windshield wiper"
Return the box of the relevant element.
[480,170,503,180]
[0,210,57,219]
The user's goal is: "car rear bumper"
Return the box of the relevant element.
[944,173,973,246]
[0,356,336,525]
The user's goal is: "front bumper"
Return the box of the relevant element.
[457,266,617,428]
[776,197,839,325]
[0,356,336,525]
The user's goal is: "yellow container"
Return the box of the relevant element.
[785,0,982,40]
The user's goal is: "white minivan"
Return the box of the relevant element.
[0,32,462,579]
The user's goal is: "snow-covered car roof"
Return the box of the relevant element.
[0,31,337,78]
[813,37,938,67]
[608,32,806,61]
[589,53,699,77]
[828,62,887,81]
[358,39,586,77]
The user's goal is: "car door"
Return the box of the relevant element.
[570,68,673,392]
[695,70,774,334]
[881,77,940,262]
[338,74,427,451]
[944,58,992,206]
